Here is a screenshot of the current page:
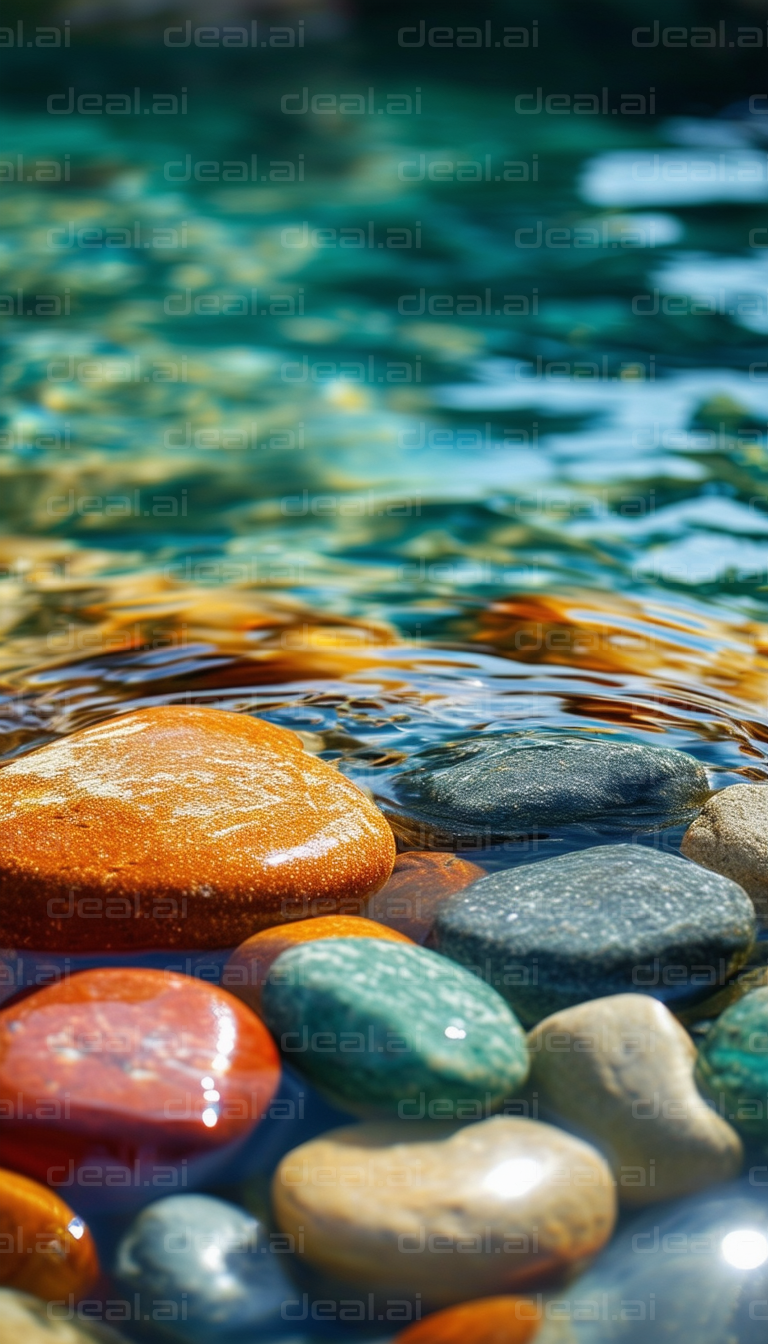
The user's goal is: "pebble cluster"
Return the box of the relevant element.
[0,705,766,1343]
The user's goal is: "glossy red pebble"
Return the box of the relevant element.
[0,705,396,951]
[366,852,485,942]
[0,969,280,1190]
[0,1168,99,1300]
[392,1296,542,1344]
[224,914,413,1011]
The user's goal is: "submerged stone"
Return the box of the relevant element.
[0,1290,126,1343]
[392,1297,541,1344]
[0,705,396,951]
[115,1194,294,1341]
[260,938,529,1117]
[273,1117,616,1307]
[433,844,755,1024]
[696,986,768,1141]
[367,852,485,942]
[384,733,710,845]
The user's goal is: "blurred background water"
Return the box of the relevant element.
[3,0,768,803]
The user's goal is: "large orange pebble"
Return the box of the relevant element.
[0,1169,99,1301]
[393,1297,541,1344]
[224,915,413,1010]
[367,852,485,942]
[0,705,396,951]
[0,969,280,1190]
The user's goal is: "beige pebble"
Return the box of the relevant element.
[682,783,768,915]
[0,1288,125,1342]
[528,994,742,1206]
[272,1116,616,1307]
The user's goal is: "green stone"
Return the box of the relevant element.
[696,985,768,1139]
[260,937,529,1118]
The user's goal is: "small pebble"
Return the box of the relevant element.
[260,938,529,1117]
[391,1296,541,1344]
[0,1168,98,1300]
[433,844,756,1024]
[224,915,412,1011]
[534,1184,768,1343]
[0,969,280,1193]
[528,994,743,1204]
[696,985,768,1141]
[385,733,709,845]
[272,1116,616,1307]
[0,1289,126,1343]
[682,782,768,916]
[0,705,395,951]
[115,1194,295,1340]
[367,853,485,943]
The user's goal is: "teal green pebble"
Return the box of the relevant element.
[696,986,768,1139]
[260,937,529,1117]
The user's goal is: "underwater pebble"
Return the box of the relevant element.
[0,705,395,951]
[224,914,412,1011]
[366,852,485,943]
[696,985,768,1140]
[0,969,280,1196]
[392,1296,541,1344]
[0,1168,98,1300]
[272,1116,616,1307]
[682,783,768,916]
[433,844,755,1024]
[115,1194,294,1341]
[260,938,529,1117]
[534,1185,768,1343]
[384,733,709,845]
[529,994,742,1205]
[0,1289,126,1343]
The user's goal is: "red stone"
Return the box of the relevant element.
[367,852,485,942]
[392,1297,541,1344]
[0,706,396,951]
[0,969,280,1190]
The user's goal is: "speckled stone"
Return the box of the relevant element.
[0,706,396,951]
[224,915,413,1012]
[260,939,529,1117]
[0,1169,98,1301]
[682,783,768,916]
[696,986,768,1140]
[0,969,280,1193]
[433,844,756,1025]
[392,1296,541,1344]
[534,1186,768,1343]
[0,1291,126,1343]
[529,995,743,1205]
[115,1194,295,1341]
[272,1116,617,1306]
[367,853,485,943]
[384,733,710,845]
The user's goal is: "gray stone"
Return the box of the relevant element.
[114,1194,295,1341]
[529,994,742,1205]
[433,844,756,1024]
[682,783,768,916]
[535,1185,768,1343]
[384,733,710,845]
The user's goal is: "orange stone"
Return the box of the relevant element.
[366,852,485,943]
[0,706,396,951]
[0,1168,99,1300]
[392,1298,541,1344]
[0,969,280,1189]
[224,915,413,1010]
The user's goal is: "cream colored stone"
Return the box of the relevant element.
[0,1288,124,1342]
[682,783,768,915]
[528,994,743,1206]
[272,1116,616,1307]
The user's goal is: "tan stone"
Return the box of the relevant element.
[272,1116,616,1307]
[528,994,742,1206]
[0,1288,125,1342]
[682,783,768,915]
